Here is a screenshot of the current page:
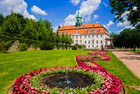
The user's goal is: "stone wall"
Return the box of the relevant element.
[8,40,19,51]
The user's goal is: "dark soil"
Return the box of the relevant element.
[40,72,95,89]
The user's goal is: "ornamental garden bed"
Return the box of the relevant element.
[88,51,108,55]
[9,50,124,94]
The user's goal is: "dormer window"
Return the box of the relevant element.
[71,26,73,28]
[83,25,85,27]
[67,31,69,34]
[98,29,101,32]
[63,27,65,29]
[92,25,94,27]
[86,30,89,33]
[91,29,95,33]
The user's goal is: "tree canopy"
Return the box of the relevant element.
[109,0,140,26]
[0,12,73,48]
[111,24,140,48]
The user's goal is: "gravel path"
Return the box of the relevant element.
[112,51,140,79]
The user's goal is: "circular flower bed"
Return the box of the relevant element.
[12,66,104,94]
[137,51,140,53]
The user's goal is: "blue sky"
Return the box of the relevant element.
[0,0,133,33]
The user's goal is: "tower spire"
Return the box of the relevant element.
[75,11,82,27]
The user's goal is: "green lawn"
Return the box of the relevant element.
[0,50,140,94]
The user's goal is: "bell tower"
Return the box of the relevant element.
[75,11,82,27]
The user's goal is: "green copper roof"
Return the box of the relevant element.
[76,11,82,18]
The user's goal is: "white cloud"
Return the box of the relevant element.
[64,0,101,25]
[31,5,47,15]
[104,20,114,29]
[0,0,36,19]
[103,2,107,7]
[53,26,58,32]
[93,15,98,19]
[117,29,124,33]
[117,10,135,29]
[70,0,80,5]
[24,9,36,20]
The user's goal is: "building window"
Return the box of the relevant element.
[76,36,78,38]
[85,41,86,44]
[92,45,94,48]
[96,35,98,38]
[63,27,65,29]
[88,35,90,38]
[92,25,94,27]
[71,26,73,28]
[101,35,102,38]
[88,41,90,44]
[101,40,102,44]
[83,25,85,27]
[96,45,98,48]
[98,29,101,32]
[80,40,82,44]
[96,40,98,44]
[92,40,94,44]
[80,35,82,38]
[85,35,86,38]
[73,40,74,44]
[91,29,95,33]
[92,35,94,38]
[67,31,69,34]
[88,45,90,48]
[86,30,89,33]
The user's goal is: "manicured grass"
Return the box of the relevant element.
[0,50,140,94]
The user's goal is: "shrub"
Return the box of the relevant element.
[78,45,83,49]
[0,39,6,53]
[31,41,41,49]
[72,45,77,50]
[18,43,28,51]
[83,45,86,48]
[5,40,14,50]
[40,41,55,50]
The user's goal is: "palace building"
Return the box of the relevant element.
[57,11,111,49]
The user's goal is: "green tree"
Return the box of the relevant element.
[65,33,69,44]
[0,13,4,26]
[68,35,73,45]
[2,13,22,38]
[109,0,140,26]
[56,31,61,43]
[112,28,140,48]
[61,33,65,44]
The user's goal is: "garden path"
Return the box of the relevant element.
[112,51,140,79]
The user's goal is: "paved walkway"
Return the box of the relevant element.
[111,50,140,79]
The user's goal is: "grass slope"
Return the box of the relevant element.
[0,50,140,94]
